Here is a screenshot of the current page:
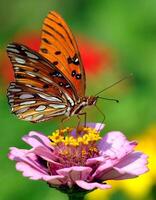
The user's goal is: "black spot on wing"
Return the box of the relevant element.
[42,38,52,45]
[55,51,61,55]
[40,48,48,54]
[67,54,79,65]
[71,70,76,77]
[76,74,81,79]
[53,61,58,65]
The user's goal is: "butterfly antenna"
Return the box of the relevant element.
[95,73,133,96]
[97,96,119,103]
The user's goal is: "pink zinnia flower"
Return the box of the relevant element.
[8,123,148,191]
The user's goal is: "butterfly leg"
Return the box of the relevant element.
[60,116,70,130]
[95,104,106,131]
[77,112,87,128]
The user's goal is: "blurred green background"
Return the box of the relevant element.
[0,0,156,200]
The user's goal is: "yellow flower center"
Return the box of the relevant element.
[48,126,101,166]
[48,127,101,146]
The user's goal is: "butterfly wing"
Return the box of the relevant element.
[7,43,75,122]
[8,82,67,122]
[39,11,86,99]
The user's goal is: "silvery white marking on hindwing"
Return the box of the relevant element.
[64,93,75,106]
[33,114,44,121]
[10,82,16,86]
[8,94,14,98]
[51,110,66,116]
[49,104,66,109]
[38,93,62,102]
[20,101,36,105]
[16,107,29,114]
[42,76,53,83]
[9,99,14,103]
[14,66,20,71]
[7,44,16,48]
[26,84,44,91]
[24,116,33,121]
[35,105,46,111]
[9,85,16,89]
[9,88,22,92]
[8,48,19,53]
[15,57,25,64]
[65,106,71,116]
[19,94,34,99]
[27,72,36,77]
[25,51,39,59]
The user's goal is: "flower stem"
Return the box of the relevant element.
[68,192,86,200]
[51,185,90,200]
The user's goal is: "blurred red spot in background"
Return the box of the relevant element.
[0,32,112,84]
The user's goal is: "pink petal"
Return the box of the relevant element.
[31,146,61,164]
[76,180,111,190]
[43,175,66,186]
[113,152,149,179]
[86,156,105,165]
[98,131,137,159]
[86,123,105,132]
[91,159,114,179]
[57,166,92,187]
[99,152,149,180]
[16,162,47,180]
[22,131,52,149]
[9,147,48,175]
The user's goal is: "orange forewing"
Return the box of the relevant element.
[39,11,86,99]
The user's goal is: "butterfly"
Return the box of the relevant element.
[7,11,98,123]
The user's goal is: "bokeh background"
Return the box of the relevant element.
[0,0,156,200]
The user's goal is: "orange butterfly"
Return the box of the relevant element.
[7,11,99,123]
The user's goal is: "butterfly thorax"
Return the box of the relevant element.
[68,96,97,116]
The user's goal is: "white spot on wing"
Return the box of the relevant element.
[75,58,79,62]
[26,84,44,91]
[24,116,33,121]
[25,51,39,59]
[33,114,44,121]
[27,72,36,77]
[49,104,66,109]
[35,105,46,111]
[15,57,25,64]
[20,94,34,99]
[42,77,53,83]
[9,99,14,103]
[20,101,36,105]
[38,93,62,102]
[16,107,28,114]
[9,88,22,92]
[51,110,66,116]
[64,93,74,106]
[8,48,19,53]
[7,44,16,48]
[14,66,19,71]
